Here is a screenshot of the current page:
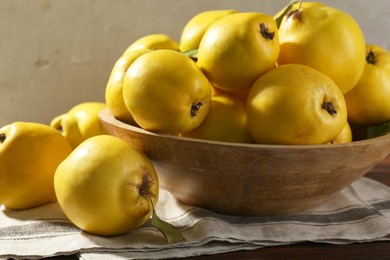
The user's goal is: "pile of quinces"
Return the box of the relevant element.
[1,1,390,242]
[106,1,390,145]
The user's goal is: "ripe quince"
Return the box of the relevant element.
[344,45,390,125]
[54,135,159,236]
[197,12,279,92]
[123,49,212,134]
[182,94,253,143]
[50,102,108,149]
[0,122,72,209]
[106,48,151,124]
[277,3,366,94]
[247,64,347,145]
[179,9,236,53]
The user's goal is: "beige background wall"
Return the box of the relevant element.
[1,0,389,126]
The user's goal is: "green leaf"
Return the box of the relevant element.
[183,49,198,59]
[275,0,299,29]
[367,121,390,139]
[150,208,185,244]
[144,193,184,244]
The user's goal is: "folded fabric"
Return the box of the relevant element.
[0,177,389,260]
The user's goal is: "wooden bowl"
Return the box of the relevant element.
[99,108,390,216]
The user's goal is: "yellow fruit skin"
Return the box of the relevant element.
[50,102,108,149]
[182,94,253,143]
[105,48,151,124]
[344,45,390,125]
[123,49,212,134]
[123,34,179,54]
[179,9,237,52]
[197,12,280,92]
[247,64,347,145]
[54,135,159,236]
[212,86,250,104]
[0,122,72,209]
[331,122,352,144]
[277,5,366,94]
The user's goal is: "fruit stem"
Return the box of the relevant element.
[322,101,337,116]
[191,102,203,117]
[366,49,376,64]
[182,49,198,62]
[140,172,153,196]
[259,23,275,40]
[0,133,5,143]
[298,0,303,10]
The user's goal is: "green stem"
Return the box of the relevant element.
[182,49,198,62]
[298,0,303,9]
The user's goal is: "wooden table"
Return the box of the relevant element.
[48,154,390,260]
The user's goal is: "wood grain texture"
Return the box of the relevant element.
[100,108,390,216]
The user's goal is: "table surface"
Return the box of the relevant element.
[47,154,390,260]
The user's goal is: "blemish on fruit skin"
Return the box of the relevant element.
[259,23,275,40]
[0,133,5,143]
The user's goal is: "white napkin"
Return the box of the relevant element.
[0,177,389,260]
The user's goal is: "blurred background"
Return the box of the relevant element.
[1,0,389,126]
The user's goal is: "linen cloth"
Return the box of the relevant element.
[0,177,389,260]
